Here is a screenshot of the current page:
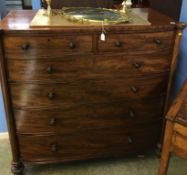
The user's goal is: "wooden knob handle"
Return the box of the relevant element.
[50,117,57,126]
[21,43,30,50]
[131,86,139,94]
[51,144,58,152]
[115,41,122,47]
[153,39,161,45]
[129,110,135,118]
[127,136,133,144]
[48,92,55,100]
[69,42,76,49]
[47,66,53,74]
[133,62,141,69]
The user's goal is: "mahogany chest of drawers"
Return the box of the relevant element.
[0,9,185,175]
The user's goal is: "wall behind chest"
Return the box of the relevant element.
[0,0,6,19]
[0,0,7,132]
[173,0,187,96]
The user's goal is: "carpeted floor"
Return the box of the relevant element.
[0,133,187,175]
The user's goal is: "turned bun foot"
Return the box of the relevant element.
[11,161,24,175]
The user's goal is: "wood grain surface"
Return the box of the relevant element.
[0,9,184,175]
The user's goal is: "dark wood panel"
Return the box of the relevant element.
[98,32,175,53]
[42,0,114,9]
[10,76,168,108]
[15,98,164,134]
[18,122,161,163]
[3,35,93,59]
[150,0,182,20]
[7,54,171,81]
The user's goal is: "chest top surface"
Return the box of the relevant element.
[0,8,177,34]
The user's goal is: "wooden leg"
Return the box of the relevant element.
[158,121,174,175]
[11,161,24,175]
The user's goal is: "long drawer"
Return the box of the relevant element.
[3,35,93,59]
[10,76,168,108]
[98,32,174,53]
[18,122,160,163]
[7,54,171,81]
[14,98,164,134]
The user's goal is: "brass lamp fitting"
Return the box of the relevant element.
[44,0,52,16]
[121,0,132,13]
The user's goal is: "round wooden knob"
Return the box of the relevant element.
[129,110,135,118]
[131,86,139,94]
[69,42,76,49]
[48,92,55,100]
[115,41,122,47]
[50,117,57,126]
[21,43,30,50]
[154,39,161,45]
[127,136,133,144]
[51,144,58,152]
[47,66,53,74]
[133,62,141,69]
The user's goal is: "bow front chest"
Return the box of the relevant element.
[0,9,185,175]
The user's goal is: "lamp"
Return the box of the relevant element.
[44,0,52,16]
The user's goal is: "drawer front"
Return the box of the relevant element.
[93,54,171,76]
[3,35,93,59]
[10,76,168,108]
[18,122,160,162]
[7,56,93,81]
[7,54,171,81]
[98,32,174,53]
[15,98,164,134]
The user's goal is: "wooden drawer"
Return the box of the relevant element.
[3,35,93,59]
[15,98,164,134]
[10,76,168,108]
[7,56,93,81]
[93,54,171,76]
[18,122,160,163]
[98,32,174,54]
[7,54,171,81]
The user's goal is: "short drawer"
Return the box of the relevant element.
[7,54,171,81]
[98,32,174,54]
[10,76,168,108]
[18,122,160,163]
[15,98,164,134]
[3,35,93,59]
